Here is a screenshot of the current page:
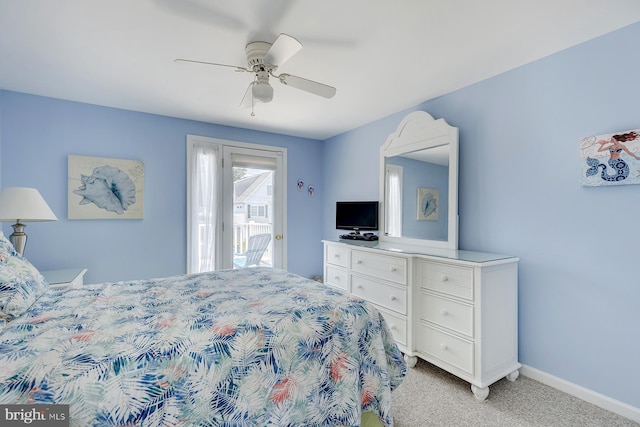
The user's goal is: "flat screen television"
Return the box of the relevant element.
[336,201,379,233]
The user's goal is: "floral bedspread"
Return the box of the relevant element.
[0,268,406,426]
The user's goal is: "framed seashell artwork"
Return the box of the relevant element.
[417,187,439,221]
[68,155,144,219]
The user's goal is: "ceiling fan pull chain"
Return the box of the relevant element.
[251,85,255,117]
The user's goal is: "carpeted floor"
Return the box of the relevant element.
[391,358,638,426]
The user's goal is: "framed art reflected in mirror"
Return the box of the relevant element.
[417,187,439,220]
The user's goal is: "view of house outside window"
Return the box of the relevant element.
[232,168,273,268]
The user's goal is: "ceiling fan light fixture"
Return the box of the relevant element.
[176,33,336,109]
[252,81,273,103]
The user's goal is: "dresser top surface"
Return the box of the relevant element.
[41,268,87,285]
[323,239,518,264]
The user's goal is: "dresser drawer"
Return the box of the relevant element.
[326,244,349,268]
[420,291,473,337]
[418,260,473,300]
[351,250,407,285]
[416,323,474,375]
[324,265,348,291]
[351,275,407,315]
[377,308,407,346]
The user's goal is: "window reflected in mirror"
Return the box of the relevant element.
[385,164,403,236]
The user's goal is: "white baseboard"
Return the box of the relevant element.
[520,364,640,423]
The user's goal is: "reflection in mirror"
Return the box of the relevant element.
[385,163,403,237]
[385,145,449,241]
[379,111,458,250]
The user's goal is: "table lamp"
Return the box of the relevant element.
[0,187,58,256]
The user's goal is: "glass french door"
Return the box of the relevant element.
[222,146,285,270]
[187,136,286,272]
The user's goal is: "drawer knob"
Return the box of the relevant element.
[440,275,448,282]
[390,266,397,272]
[333,253,340,258]
[390,295,397,301]
[356,260,363,264]
[440,344,448,351]
[357,285,363,289]
[334,276,340,280]
[390,324,396,330]
[440,309,448,316]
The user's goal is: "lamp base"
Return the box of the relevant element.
[10,222,27,256]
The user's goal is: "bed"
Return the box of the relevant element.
[0,234,406,426]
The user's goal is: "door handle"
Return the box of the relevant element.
[275,234,283,240]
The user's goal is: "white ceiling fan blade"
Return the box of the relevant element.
[174,58,248,72]
[263,33,302,67]
[278,73,336,98]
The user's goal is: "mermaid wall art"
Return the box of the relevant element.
[581,129,640,187]
[68,155,144,219]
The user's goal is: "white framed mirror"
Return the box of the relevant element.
[379,111,459,250]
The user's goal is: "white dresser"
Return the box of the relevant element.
[41,268,87,288]
[323,239,520,400]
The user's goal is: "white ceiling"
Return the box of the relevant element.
[2,1,640,140]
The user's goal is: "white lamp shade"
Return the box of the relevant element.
[252,82,274,103]
[0,187,58,222]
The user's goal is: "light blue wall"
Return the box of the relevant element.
[0,91,324,283]
[323,23,640,408]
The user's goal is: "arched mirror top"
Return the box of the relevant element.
[379,111,459,250]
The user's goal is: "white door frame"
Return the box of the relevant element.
[187,135,287,271]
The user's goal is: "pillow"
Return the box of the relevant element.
[0,312,9,330]
[0,231,18,263]
[0,233,49,320]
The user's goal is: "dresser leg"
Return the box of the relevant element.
[404,355,417,368]
[471,384,490,401]
[506,369,520,381]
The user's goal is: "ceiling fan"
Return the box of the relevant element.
[175,33,336,111]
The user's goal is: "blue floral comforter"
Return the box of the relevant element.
[0,268,406,426]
